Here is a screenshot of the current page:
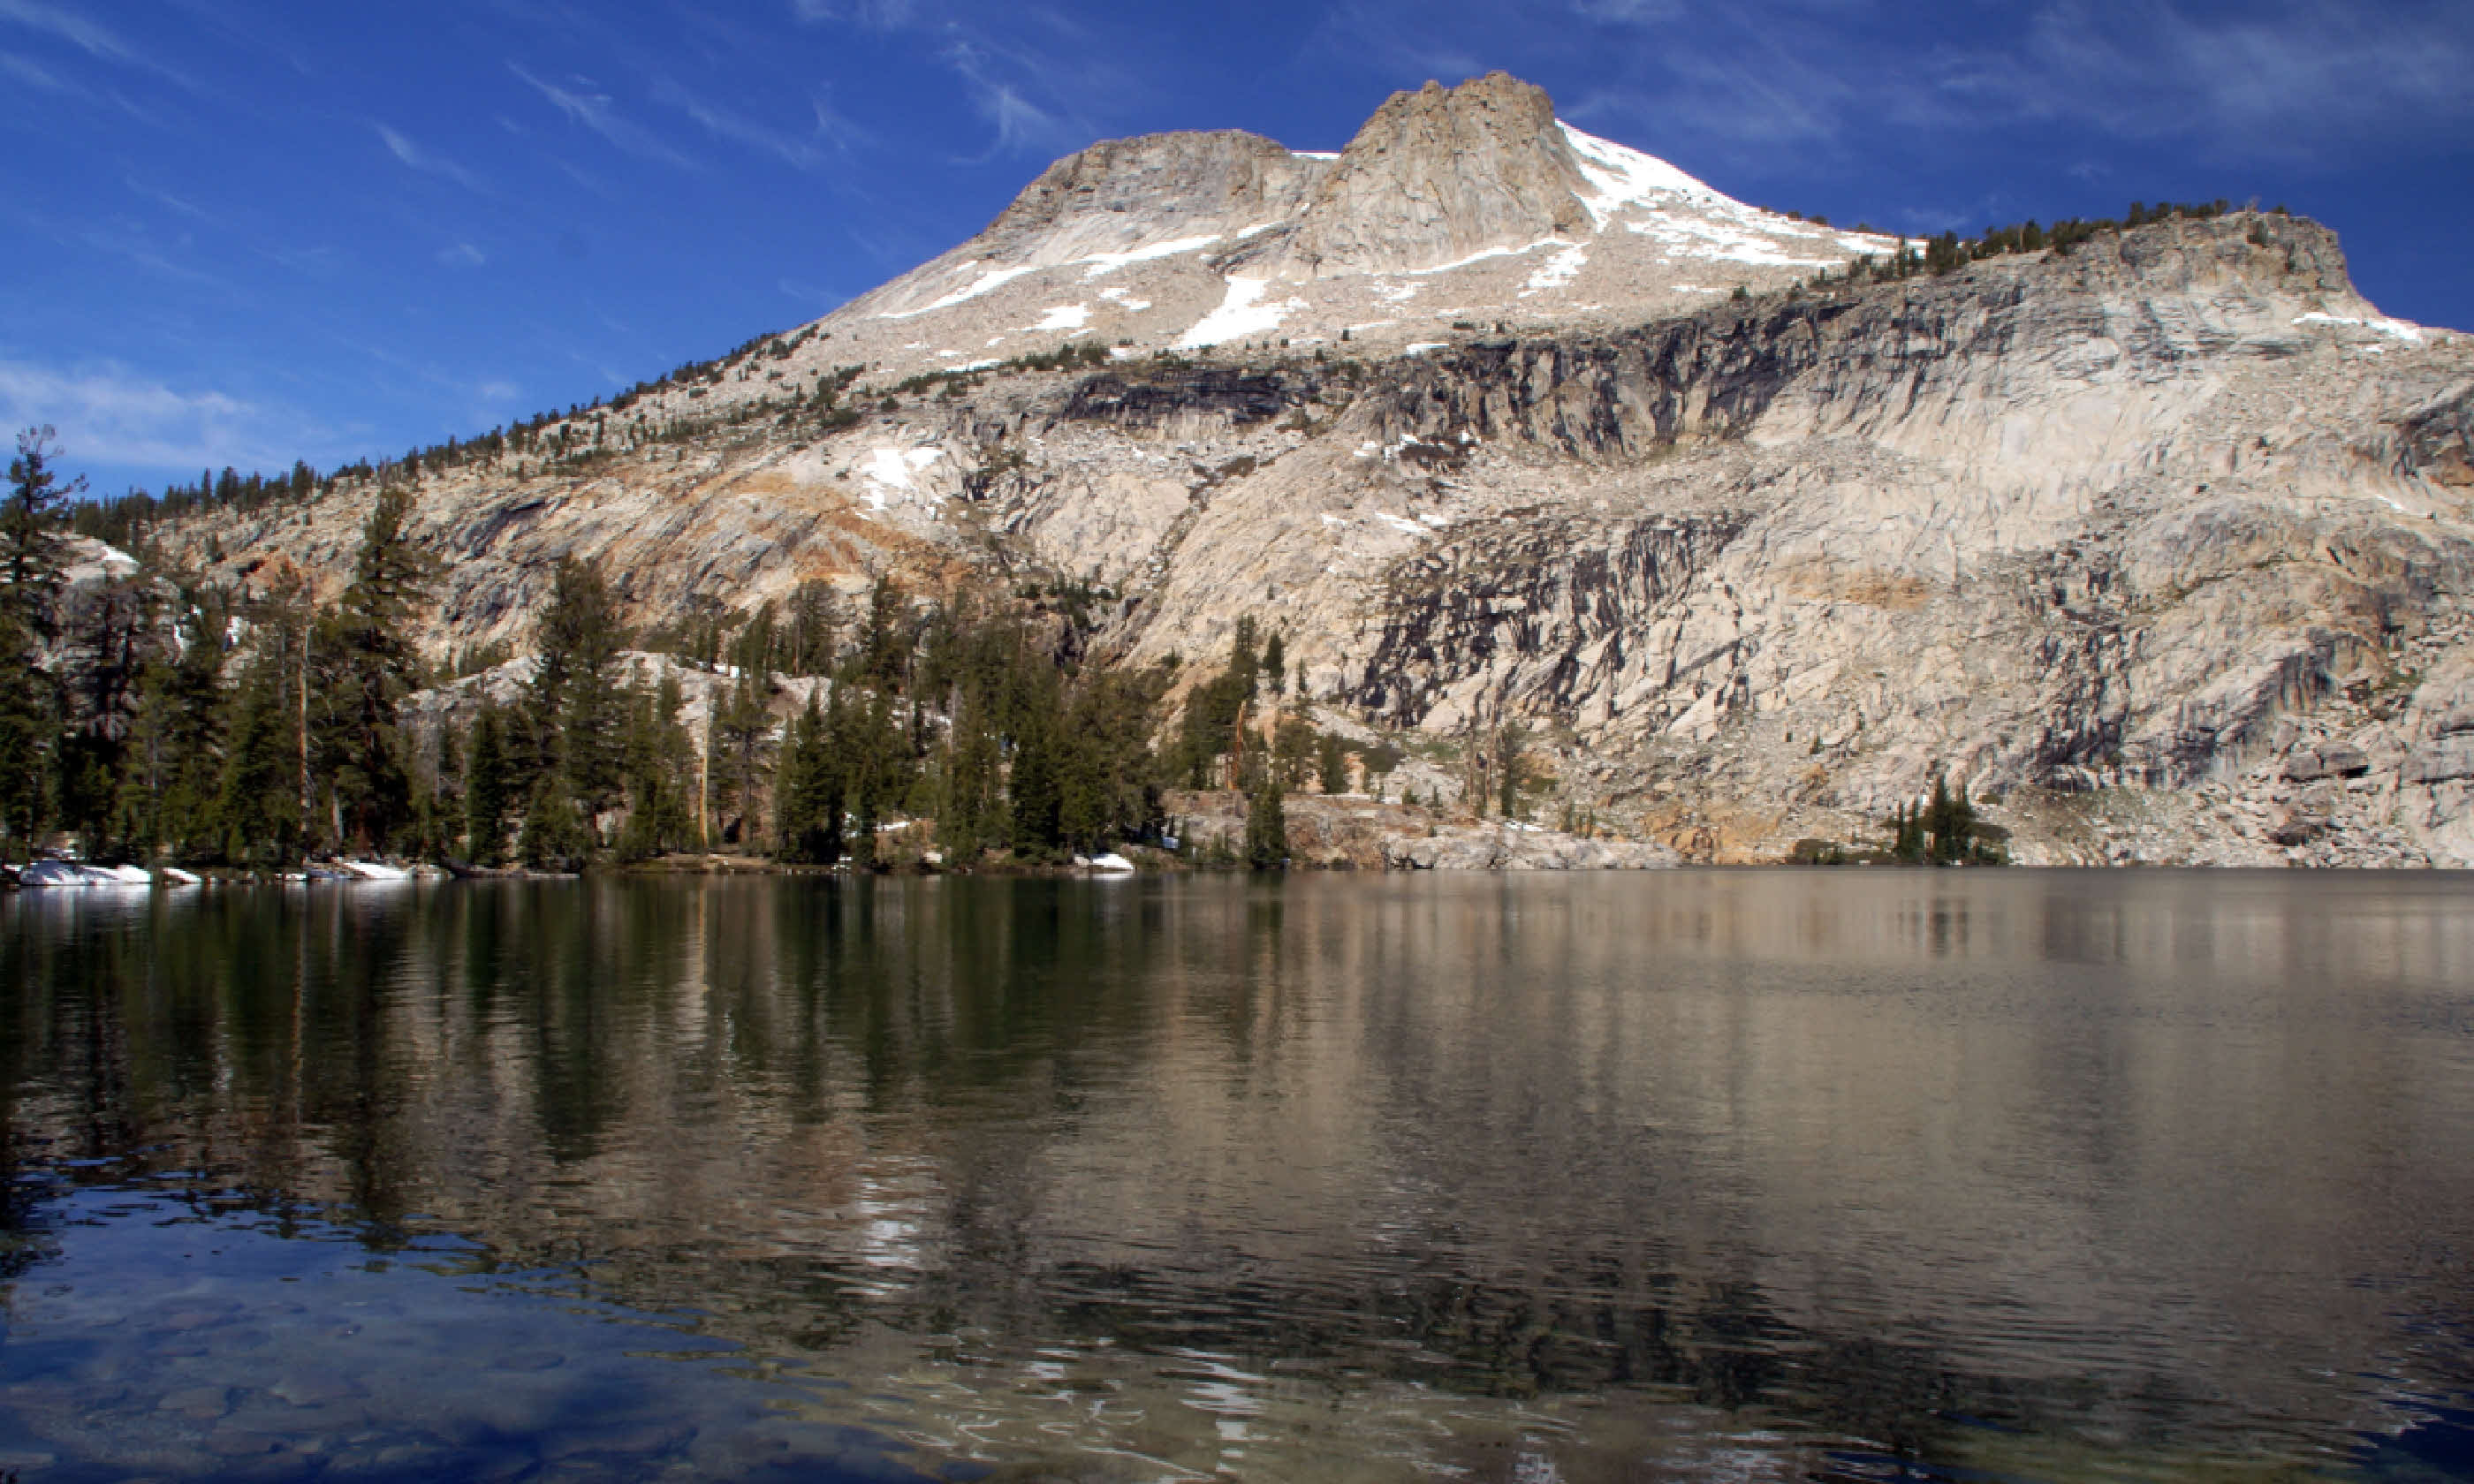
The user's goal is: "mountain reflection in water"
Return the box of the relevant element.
[4,871,2473,1481]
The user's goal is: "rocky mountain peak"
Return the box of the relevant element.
[831,72,1893,372]
[978,129,1327,269]
[1270,71,1594,277]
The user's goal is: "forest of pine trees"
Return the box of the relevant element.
[0,427,1386,875]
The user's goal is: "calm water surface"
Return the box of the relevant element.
[4,872,2473,1481]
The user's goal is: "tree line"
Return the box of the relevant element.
[2,426,1389,874]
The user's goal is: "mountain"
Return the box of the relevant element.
[158,73,2474,867]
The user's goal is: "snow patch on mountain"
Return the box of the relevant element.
[861,447,944,512]
[1524,246,1588,294]
[881,265,1038,320]
[1406,238,1572,276]
[1081,234,1222,278]
[2296,311,2427,343]
[1181,277,1304,348]
[1559,124,1725,225]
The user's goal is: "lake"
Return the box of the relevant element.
[4,871,2472,1481]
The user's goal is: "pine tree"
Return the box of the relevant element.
[126,587,230,861]
[1272,711,1317,788]
[1244,773,1287,870]
[1924,772,1979,864]
[1495,723,1528,822]
[842,687,906,868]
[1263,631,1286,695]
[1006,661,1065,859]
[0,607,52,858]
[772,688,844,864]
[1317,732,1349,796]
[709,669,777,851]
[517,777,588,867]
[617,670,699,861]
[938,680,1005,861]
[527,555,629,845]
[3,427,80,639]
[859,575,909,693]
[463,702,515,865]
[53,566,157,860]
[311,488,433,852]
[216,627,305,867]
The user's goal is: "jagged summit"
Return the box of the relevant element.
[835,72,1893,377]
[974,130,1324,269]
[1270,72,1596,276]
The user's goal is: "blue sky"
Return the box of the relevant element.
[4,0,2470,497]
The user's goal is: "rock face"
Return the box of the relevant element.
[158,74,2474,867]
[1270,73,1593,277]
[1163,791,1679,870]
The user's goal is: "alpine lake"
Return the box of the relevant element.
[4,870,2472,1483]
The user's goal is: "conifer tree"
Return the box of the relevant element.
[1006,661,1066,859]
[1494,723,1529,822]
[464,702,515,865]
[0,607,52,857]
[618,670,699,861]
[772,688,844,864]
[3,427,80,639]
[841,686,907,868]
[126,587,231,860]
[312,488,433,852]
[1244,773,1287,870]
[1317,733,1349,796]
[54,568,158,859]
[526,555,630,841]
[217,625,305,866]
[938,681,1005,859]
[708,670,776,850]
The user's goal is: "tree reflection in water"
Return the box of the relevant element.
[4,871,2473,1481]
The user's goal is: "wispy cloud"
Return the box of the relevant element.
[0,359,324,473]
[375,122,492,195]
[18,207,235,292]
[509,61,696,170]
[650,74,847,170]
[0,0,133,63]
[123,176,213,223]
[1551,0,2473,164]
[790,0,920,28]
[809,92,872,153]
[781,0,1101,160]
[437,242,488,269]
[0,0,193,89]
[1935,0,2474,156]
[939,35,1075,158]
[778,276,845,309]
[0,47,61,88]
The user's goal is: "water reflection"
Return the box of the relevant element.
[4,871,2473,1480]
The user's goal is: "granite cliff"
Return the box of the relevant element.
[157,74,2474,866]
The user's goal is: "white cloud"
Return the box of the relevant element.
[940,36,1075,156]
[650,74,841,170]
[0,48,62,89]
[790,0,918,28]
[0,359,328,473]
[0,0,133,64]
[1961,0,2474,155]
[0,0,192,89]
[123,175,212,221]
[509,62,696,170]
[437,241,487,269]
[375,122,491,195]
